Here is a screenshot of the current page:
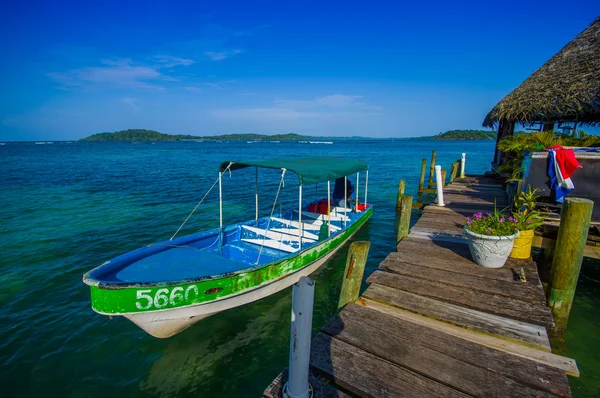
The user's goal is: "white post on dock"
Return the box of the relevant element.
[435,165,445,207]
[284,276,314,398]
[460,153,466,178]
[356,172,359,211]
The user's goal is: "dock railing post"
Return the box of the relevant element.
[548,198,593,336]
[284,276,315,398]
[435,165,445,206]
[338,241,371,309]
[397,195,413,243]
[396,180,405,212]
[441,169,447,187]
[460,153,466,178]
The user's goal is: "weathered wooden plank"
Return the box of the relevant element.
[409,225,466,239]
[395,237,542,286]
[362,283,550,350]
[323,304,571,397]
[367,271,555,328]
[380,257,547,303]
[264,369,350,398]
[357,297,579,378]
[310,333,470,398]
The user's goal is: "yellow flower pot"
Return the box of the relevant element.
[509,229,534,259]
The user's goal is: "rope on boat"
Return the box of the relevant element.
[170,163,232,241]
[255,169,286,264]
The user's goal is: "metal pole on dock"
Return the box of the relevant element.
[338,241,371,309]
[548,197,593,335]
[284,277,315,398]
[460,153,466,178]
[396,180,405,212]
[434,165,445,206]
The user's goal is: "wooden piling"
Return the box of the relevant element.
[396,195,413,243]
[396,180,406,212]
[338,241,371,309]
[428,150,437,188]
[547,197,594,335]
[418,159,427,201]
[449,160,460,184]
[441,169,447,187]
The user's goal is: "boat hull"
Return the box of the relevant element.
[124,241,344,338]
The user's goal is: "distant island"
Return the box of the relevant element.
[81,128,497,142]
[81,129,311,142]
[423,129,497,140]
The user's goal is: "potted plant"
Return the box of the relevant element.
[464,207,519,268]
[509,188,544,259]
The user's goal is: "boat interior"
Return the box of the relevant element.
[86,203,370,285]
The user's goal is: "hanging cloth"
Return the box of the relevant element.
[547,147,580,203]
[548,145,581,179]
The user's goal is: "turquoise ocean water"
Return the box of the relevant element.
[0,140,597,397]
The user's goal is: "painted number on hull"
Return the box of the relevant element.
[135,285,200,310]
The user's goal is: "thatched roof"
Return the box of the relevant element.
[483,17,600,127]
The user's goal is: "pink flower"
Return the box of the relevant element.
[526,219,531,224]
[499,218,505,223]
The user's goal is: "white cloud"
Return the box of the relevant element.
[155,55,195,68]
[121,97,138,111]
[47,55,194,90]
[273,94,383,111]
[315,94,362,107]
[204,49,243,61]
[212,107,304,121]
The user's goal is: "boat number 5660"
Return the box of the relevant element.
[135,285,199,310]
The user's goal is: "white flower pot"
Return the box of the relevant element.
[464,227,519,268]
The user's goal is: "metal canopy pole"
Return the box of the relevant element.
[343,178,347,227]
[219,172,223,228]
[365,170,369,206]
[255,167,259,223]
[298,185,303,250]
[327,181,331,236]
[356,173,359,211]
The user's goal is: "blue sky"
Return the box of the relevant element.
[1,1,598,141]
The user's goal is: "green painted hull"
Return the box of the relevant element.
[88,207,372,316]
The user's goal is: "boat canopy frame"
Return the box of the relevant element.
[218,156,368,186]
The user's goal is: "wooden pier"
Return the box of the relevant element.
[265,175,578,398]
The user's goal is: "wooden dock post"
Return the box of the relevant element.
[396,180,406,212]
[396,195,413,243]
[428,150,437,188]
[338,241,371,309]
[548,197,594,335]
[418,159,427,201]
[441,169,447,187]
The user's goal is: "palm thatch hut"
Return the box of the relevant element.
[484,16,600,164]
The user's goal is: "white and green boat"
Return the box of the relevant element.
[83,157,372,338]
